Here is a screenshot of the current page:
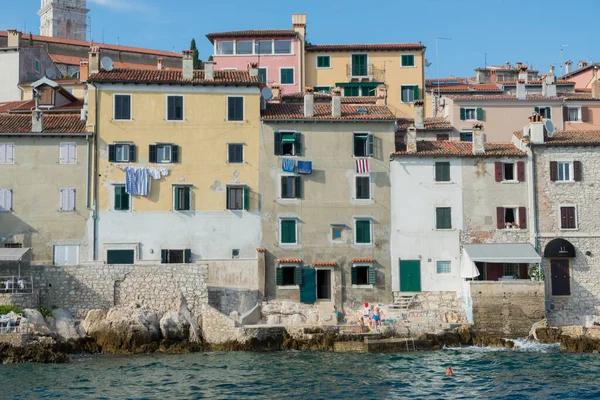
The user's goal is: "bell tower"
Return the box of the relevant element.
[38,0,89,41]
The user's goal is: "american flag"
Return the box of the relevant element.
[355,158,370,173]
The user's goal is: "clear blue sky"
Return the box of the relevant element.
[2,0,598,78]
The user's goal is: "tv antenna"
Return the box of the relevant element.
[560,44,568,75]
[436,36,452,96]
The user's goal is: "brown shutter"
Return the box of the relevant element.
[573,161,582,181]
[550,161,558,181]
[518,207,527,229]
[496,207,505,229]
[560,207,567,228]
[581,107,589,122]
[494,162,503,182]
[517,161,525,182]
[562,106,569,123]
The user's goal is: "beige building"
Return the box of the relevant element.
[259,89,396,313]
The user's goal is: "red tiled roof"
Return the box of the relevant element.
[206,30,298,43]
[426,77,469,84]
[426,84,502,92]
[575,88,592,93]
[393,141,526,157]
[560,62,600,79]
[49,53,169,71]
[498,79,574,85]
[536,130,600,146]
[88,69,259,85]
[352,258,375,263]
[0,113,89,134]
[448,94,562,101]
[306,43,425,52]
[8,99,84,112]
[0,100,29,113]
[277,258,302,264]
[262,103,395,121]
[280,92,378,104]
[560,93,600,101]
[312,261,337,266]
[0,31,180,58]
[256,248,266,253]
[396,117,453,131]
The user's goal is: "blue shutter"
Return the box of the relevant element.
[294,267,303,285]
[185,249,192,263]
[351,267,358,284]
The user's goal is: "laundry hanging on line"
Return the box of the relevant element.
[297,160,312,174]
[355,158,370,173]
[282,158,295,173]
[117,165,169,196]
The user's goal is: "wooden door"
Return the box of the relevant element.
[551,259,570,296]
[400,260,421,292]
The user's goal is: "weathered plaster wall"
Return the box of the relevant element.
[0,50,20,101]
[564,103,600,131]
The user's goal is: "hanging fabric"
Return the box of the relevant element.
[282,158,295,173]
[297,160,312,174]
[355,158,370,173]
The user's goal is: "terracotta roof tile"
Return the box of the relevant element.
[312,261,337,266]
[560,93,600,101]
[206,30,298,43]
[7,99,84,112]
[306,43,425,52]
[352,258,375,263]
[576,88,592,93]
[0,113,89,135]
[447,94,562,101]
[426,84,502,93]
[426,77,469,84]
[262,103,395,121]
[498,79,574,85]
[256,248,266,253]
[88,69,259,85]
[536,130,600,146]
[277,258,302,264]
[48,53,173,71]
[393,141,526,157]
[396,117,453,131]
[0,100,30,113]
[280,92,378,104]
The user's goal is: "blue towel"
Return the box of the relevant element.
[125,167,139,195]
[297,160,312,174]
[282,158,295,173]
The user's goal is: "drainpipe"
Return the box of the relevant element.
[85,135,90,208]
[91,82,99,261]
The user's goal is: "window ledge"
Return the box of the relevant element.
[434,181,454,184]
[354,242,373,246]
[400,66,417,68]
[555,181,577,184]
[433,228,455,231]
[500,180,520,184]
[559,228,579,231]
[277,285,299,290]
[352,284,374,289]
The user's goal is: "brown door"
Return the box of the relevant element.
[551,259,570,296]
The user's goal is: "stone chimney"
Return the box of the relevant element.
[565,60,572,74]
[518,66,529,83]
[31,90,43,133]
[182,50,194,80]
[375,84,387,105]
[247,62,258,79]
[204,61,215,81]
[79,60,89,82]
[292,14,307,40]
[413,100,424,129]
[7,29,21,48]
[304,87,314,118]
[504,61,511,69]
[89,46,100,74]
[528,113,545,144]
[592,78,600,99]
[516,61,522,70]
[331,87,342,118]
[271,83,281,103]
[578,60,588,70]
[157,57,163,70]
[542,66,557,97]
[406,125,417,153]
[472,123,485,155]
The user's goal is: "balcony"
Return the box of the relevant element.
[346,64,384,82]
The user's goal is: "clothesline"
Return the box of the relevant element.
[115,165,169,196]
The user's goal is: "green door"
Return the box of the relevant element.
[107,249,134,265]
[400,260,421,292]
[300,268,317,303]
[352,54,368,76]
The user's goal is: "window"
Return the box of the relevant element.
[34,59,40,72]
[54,245,79,266]
[464,108,476,120]
[401,85,419,103]
[351,54,368,76]
[173,186,191,211]
[274,40,292,54]
[344,86,359,97]
[280,219,297,244]
[551,161,581,182]
[0,189,12,212]
[317,55,331,68]
[331,225,344,241]
[534,106,551,119]
[276,266,299,286]
[280,68,294,85]
[226,186,249,211]
[436,134,449,141]
[460,131,473,142]
[59,142,76,164]
[150,144,178,164]
[567,107,580,122]
[106,249,135,264]
[167,95,184,121]
[504,207,517,227]
[114,95,131,120]
[108,143,135,163]
[161,249,191,264]
[496,206,526,229]
[352,265,373,285]
[496,73,506,82]
[401,54,415,67]
[314,86,332,93]
[503,163,515,181]
[436,207,451,229]
[4,243,22,248]
[228,144,243,163]
[59,188,76,212]
[353,133,374,157]
[355,219,371,244]
[560,206,577,230]
[258,68,267,83]
[227,96,244,121]
[257,40,272,54]
[504,263,519,277]
[236,40,253,55]
[0,143,15,164]
[557,162,571,181]
[216,41,234,55]
[361,86,375,96]
[460,107,483,121]
[114,185,130,211]
[436,260,451,274]
[274,132,300,156]
[281,176,301,199]
[355,176,370,200]
[435,162,450,182]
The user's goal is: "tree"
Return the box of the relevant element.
[208,55,213,62]
[190,39,202,69]
[28,32,33,46]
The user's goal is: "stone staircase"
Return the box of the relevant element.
[391,294,417,309]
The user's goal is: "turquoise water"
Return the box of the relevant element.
[1,342,599,399]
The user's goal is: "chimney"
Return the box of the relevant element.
[247,62,258,78]
[292,14,307,40]
[528,113,545,144]
[7,29,21,48]
[271,83,281,103]
[472,123,485,155]
[204,60,215,81]
[518,66,529,83]
[413,100,424,129]
[79,60,89,82]
[592,78,600,99]
[504,61,511,69]
[516,79,526,100]
[182,50,194,80]
[406,125,417,153]
[331,87,342,118]
[89,46,100,74]
[516,61,522,70]
[304,87,314,118]
[565,60,573,74]
[542,65,557,97]
[157,57,163,70]
[578,60,588,70]
[376,84,387,105]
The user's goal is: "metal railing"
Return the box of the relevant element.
[346,64,385,81]
[0,276,33,294]
[0,313,29,334]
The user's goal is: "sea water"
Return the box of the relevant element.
[1,341,598,399]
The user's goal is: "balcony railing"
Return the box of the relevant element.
[346,64,385,82]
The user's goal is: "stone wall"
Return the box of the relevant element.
[470,281,545,337]
[0,333,32,346]
[0,293,39,310]
[208,288,261,316]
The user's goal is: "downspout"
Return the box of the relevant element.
[85,135,90,207]
[91,82,99,261]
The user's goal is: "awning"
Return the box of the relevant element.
[0,248,31,261]
[335,82,384,88]
[463,243,541,263]
[544,238,576,258]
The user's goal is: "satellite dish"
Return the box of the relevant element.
[544,119,555,135]
[261,87,273,101]
[101,56,114,71]
[425,58,432,67]
[46,69,56,79]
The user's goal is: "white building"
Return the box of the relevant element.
[38,0,89,41]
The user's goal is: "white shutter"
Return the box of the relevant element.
[0,144,5,164]
[54,246,67,265]
[6,144,13,163]
[66,245,79,265]
[68,189,76,211]
[68,144,76,163]
[0,189,12,211]
[60,189,68,211]
[59,143,67,163]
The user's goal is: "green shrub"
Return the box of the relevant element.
[37,305,53,318]
[0,305,23,315]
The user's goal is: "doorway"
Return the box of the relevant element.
[399,260,421,292]
[316,269,331,300]
[551,259,570,296]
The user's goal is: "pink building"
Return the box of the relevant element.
[206,15,306,95]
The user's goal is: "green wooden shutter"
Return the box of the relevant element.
[546,107,552,118]
[128,145,136,162]
[299,268,316,303]
[356,220,370,243]
[294,267,303,285]
[161,249,168,264]
[294,132,302,156]
[460,108,466,120]
[276,268,284,285]
[185,249,192,263]
[108,144,116,162]
[114,186,122,210]
[367,133,374,156]
[183,187,190,210]
[476,107,483,121]
[534,106,540,114]
[351,267,358,284]
[171,145,179,163]
[413,85,419,100]
[368,265,376,284]
[174,187,181,210]
[294,176,301,199]
[281,220,296,243]
[274,132,282,155]
[244,186,250,211]
[149,145,157,163]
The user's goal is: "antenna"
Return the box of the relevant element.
[560,44,568,74]
[261,87,273,101]
[87,15,92,41]
[101,56,114,71]
[436,37,452,97]
[544,119,555,135]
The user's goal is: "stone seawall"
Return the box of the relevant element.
[0,292,40,309]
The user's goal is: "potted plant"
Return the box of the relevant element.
[528,264,545,281]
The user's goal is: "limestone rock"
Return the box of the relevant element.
[23,309,51,334]
[52,309,83,342]
[160,311,190,341]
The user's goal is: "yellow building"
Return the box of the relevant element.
[87,50,262,264]
[305,43,426,118]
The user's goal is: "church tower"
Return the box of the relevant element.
[38,0,89,41]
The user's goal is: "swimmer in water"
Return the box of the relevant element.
[446,367,453,376]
